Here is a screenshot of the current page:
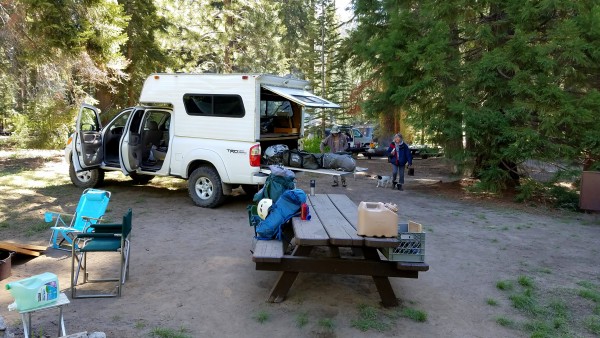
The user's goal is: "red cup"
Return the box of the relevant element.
[300,203,308,220]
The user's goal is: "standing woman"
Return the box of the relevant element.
[387,133,412,190]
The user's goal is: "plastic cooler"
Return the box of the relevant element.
[5,272,59,311]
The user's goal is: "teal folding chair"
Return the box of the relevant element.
[71,208,132,298]
[46,189,111,251]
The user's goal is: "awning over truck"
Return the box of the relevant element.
[262,85,340,109]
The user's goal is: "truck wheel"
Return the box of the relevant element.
[188,166,226,208]
[129,173,154,185]
[69,161,104,188]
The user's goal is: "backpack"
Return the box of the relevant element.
[252,166,296,203]
[249,166,296,238]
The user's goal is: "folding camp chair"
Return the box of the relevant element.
[46,189,112,251]
[71,208,132,298]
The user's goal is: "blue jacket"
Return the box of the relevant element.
[387,142,412,166]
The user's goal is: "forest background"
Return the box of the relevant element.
[1,0,599,202]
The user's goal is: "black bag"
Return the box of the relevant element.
[282,150,320,170]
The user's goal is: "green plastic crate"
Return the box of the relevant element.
[382,228,426,262]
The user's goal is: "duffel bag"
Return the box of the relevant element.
[322,153,356,172]
[282,150,320,170]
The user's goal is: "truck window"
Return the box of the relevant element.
[108,111,131,133]
[183,94,245,117]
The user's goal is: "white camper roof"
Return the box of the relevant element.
[139,73,339,109]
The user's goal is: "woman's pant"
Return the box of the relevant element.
[391,164,405,185]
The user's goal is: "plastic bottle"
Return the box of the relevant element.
[5,272,59,311]
[357,201,399,237]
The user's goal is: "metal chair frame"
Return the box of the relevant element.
[71,209,132,299]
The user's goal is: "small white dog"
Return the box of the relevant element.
[376,175,392,188]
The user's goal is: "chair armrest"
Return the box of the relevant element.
[91,223,122,228]
[46,211,72,216]
[75,233,120,239]
[44,211,72,224]
[89,223,123,233]
[81,216,103,222]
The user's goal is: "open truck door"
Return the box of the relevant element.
[118,108,145,174]
[71,104,103,172]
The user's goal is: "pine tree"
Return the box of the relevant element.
[347,0,600,189]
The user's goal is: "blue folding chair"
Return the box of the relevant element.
[46,189,112,250]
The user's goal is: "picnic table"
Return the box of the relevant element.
[252,193,429,307]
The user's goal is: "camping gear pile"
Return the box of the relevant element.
[263,145,356,172]
[248,166,307,240]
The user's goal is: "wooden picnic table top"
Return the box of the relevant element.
[292,194,401,248]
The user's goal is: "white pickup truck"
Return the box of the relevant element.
[66,73,339,207]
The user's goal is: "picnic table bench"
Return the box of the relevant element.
[252,193,429,307]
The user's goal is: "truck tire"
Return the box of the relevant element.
[129,173,154,185]
[188,166,226,208]
[69,161,104,188]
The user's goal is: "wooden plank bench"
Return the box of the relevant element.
[252,240,284,263]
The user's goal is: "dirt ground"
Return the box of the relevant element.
[0,150,599,337]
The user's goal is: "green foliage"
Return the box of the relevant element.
[579,289,600,303]
[254,310,270,324]
[1,0,353,149]
[577,280,598,290]
[486,298,499,306]
[584,316,600,335]
[302,137,322,153]
[401,307,428,322]
[0,0,129,149]
[516,178,580,210]
[296,312,309,328]
[496,280,514,291]
[318,318,335,331]
[495,316,515,327]
[510,289,543,315]
[348,0,600,190]
[518,275,535,288]
[350,304,390,332]
[149,327,191,338]
[12,101,75,149]
[491,276,583,337]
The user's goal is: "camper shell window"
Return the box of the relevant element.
[183,94,245,117]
